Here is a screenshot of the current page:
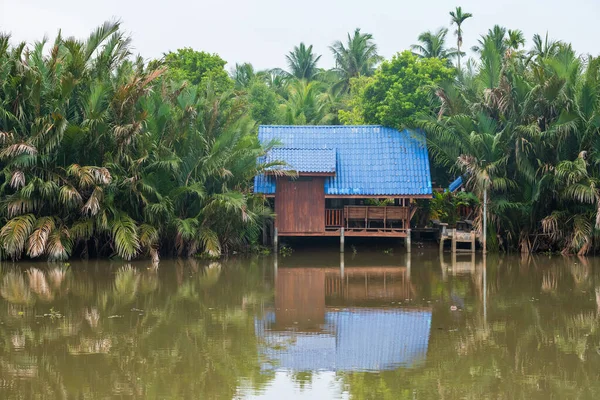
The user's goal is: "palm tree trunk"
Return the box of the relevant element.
[483,187,487,253]
[457,35,462,71]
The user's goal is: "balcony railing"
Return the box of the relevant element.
[325,209,344,227]
[325,206,410,231]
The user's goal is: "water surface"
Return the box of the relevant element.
[1,250,600,399]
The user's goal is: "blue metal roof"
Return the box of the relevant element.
[265,148,336,173]
[255,308,432,372]
[448,176,463,192]
[254,125,432,196]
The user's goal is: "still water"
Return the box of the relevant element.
[1,249,600,399]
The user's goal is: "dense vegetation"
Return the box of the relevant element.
[1,6,600,259]
[0,22,280,261]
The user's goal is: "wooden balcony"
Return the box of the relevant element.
[325,206,411,236]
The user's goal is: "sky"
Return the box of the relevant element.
[1,0,600,71]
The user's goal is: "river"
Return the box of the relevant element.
[1,248,599,399]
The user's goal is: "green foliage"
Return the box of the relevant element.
[430,191,478,225]
[449,6,473,68]
[411,28,460,62]
[2,13,600,257]
[279,245,293,257]
[349,51,455,128]
[338,76,371,125]
[417,22,600,254]
[0,23,273,261]
[248,81,279,125]
[280,80,334,125]
[284,43,321,81]
[364,198,394,206]
[330,28,382,93]
[163,48,233,92]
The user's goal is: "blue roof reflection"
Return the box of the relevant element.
[255,308,431,372]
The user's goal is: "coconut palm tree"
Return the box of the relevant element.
[284,43,322,81]
[527,33,561,64]
[449,6,473,69]
[280,80,332,125]
[329,28,382,93]
[506,30,525,51]
[230,62,257,89]
[411,28,460,62]
[472,25,508,55]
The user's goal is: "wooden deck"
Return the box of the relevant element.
[277,206,411,237]
[277,229,407,237]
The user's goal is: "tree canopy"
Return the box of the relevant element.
[349,51,455,128]
[163,48,233,92]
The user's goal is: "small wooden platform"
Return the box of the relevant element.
[440,229,478,253]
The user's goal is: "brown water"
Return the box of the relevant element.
[1,249,600,399]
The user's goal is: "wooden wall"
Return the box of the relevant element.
[275,177,325,234]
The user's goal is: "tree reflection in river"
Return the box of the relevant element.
[0,251,599,399]
[0,259,273,399]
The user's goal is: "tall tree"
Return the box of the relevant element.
[284,43,322,81]
[528,33,561,63]
[411,28,460,62]
[163,48,233,93]
[346,51,455,128]
[506,29,525,50]
[449,6,473,69]
[330,28,382,93]
[280,80,332,124]
[472,25,508,55]
[230,62,257,89]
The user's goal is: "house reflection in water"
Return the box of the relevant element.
[256,255,432,372]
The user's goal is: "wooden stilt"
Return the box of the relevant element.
[452,229,457,253]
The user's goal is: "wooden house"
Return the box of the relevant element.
[254,125,432,248]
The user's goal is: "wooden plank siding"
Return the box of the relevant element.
[275,177,325,234]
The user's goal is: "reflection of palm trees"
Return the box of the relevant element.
[558,312,598,361]
[84,307,100,328]
[1,272,33,305]
[48,267,68,289]
[0,260,273,398]
[68,337,112,355]
[114,265,140,304]
[198,262,222,288]
[542,271,558,293]
[139,269,158,294]
[27,268,53,301]
[569,260,590,288]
